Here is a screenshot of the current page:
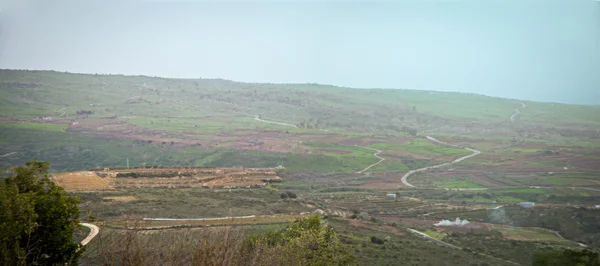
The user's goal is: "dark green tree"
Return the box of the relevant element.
[533,249,600,266]
[0,160,83,265]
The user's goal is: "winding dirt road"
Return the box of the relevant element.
[251,116,386,173]
[354,146,385,173]
[401,136,481,187]
[510,102,526,122]
[250,114,482,183]
[79,223,99,246]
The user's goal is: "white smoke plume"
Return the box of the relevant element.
[434,217,470,226]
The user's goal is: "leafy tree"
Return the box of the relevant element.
[533,249,600,266]
[244,216,357,265]
[0,160,83,265]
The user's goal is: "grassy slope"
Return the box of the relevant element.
[2,70,599,128]
[1,70,599,173]
[5,70,600,264]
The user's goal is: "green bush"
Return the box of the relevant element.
[0,160,83,265]
[533,249,600,266]
[244,215,358,265]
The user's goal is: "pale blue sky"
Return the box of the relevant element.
[1,0,599,104]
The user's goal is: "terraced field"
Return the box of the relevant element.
[55,167,281,191]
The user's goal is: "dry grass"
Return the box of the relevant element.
[106,215,301,228]
[53,171,114,191]
[103,196,137,202]
[83,224,295,266]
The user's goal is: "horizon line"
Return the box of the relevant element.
[1,68,598,107]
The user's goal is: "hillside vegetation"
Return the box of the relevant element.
[2,70,599,172]
[3,70,600,265]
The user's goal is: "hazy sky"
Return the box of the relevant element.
[1,0,599,104]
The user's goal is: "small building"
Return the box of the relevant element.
[520,202,535,208]
[595,205,600,209]
[386,193,397,199]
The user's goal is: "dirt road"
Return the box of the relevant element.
[80,223,99,246]
[250,115,482,185]
[254,115,297,128]
[355,145,385,173]
[143,215,256,221]
[407,228,460,249]
[401,136,481,187]
[510,102,526,122]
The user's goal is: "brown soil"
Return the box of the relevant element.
[103,196,137,202]
[520,142,548,149]
[357,172,407,189]
[53,171,114,191]
[563,155,600,171]
[105,167,281,188]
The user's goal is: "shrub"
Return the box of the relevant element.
[0,161,83,265]
[89,216,357,266]
[371,236,385,245]
[533,249,600,266]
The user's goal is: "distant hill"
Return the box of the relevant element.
[1,69,599,172]
[1,69,598,129]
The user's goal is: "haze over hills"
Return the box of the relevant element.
[2,69,600,265]
[1,0,599,104]
[2,1,600,265]
[1,69,600,172]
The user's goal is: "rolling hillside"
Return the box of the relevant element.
[1,69,599,172]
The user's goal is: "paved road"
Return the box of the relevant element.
[401,136,481,187]
[355,145,385,173]
[80,223,99,246]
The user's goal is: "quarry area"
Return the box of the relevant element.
[53,167,281,191]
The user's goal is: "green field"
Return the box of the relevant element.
[496,227,570,243]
